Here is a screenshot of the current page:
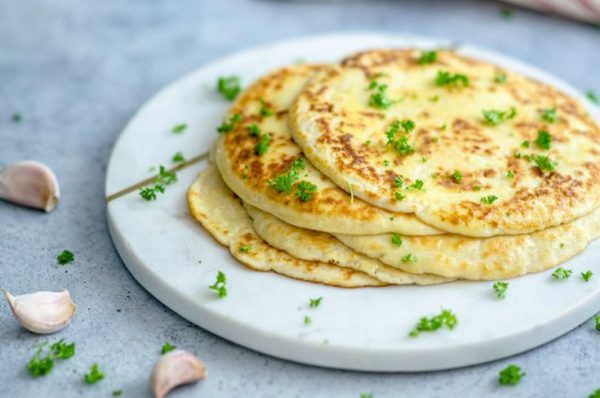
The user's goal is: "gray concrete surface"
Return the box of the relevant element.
[1,0,599,397]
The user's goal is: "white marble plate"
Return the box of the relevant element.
[105,32,600,372]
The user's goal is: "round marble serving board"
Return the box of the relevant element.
[105,32,600,372]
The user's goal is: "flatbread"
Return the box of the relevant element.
[213,64,441,236]
[244,203,451,285]
[290,49,600,237]
[187,165,383,287]
[336,208,600,280]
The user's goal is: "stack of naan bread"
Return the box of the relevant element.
[188,49,600,287]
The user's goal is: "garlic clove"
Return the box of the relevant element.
[3,289,76,334]
[150,350,207,398]
[0,161,60,212]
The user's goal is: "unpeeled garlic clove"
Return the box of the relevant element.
[150,350,207,398]
[3,289,76,334]
[0,161,60,212]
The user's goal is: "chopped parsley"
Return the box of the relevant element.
[303,316,312,326]
[541,108,558,123]
[383,160,390,167]
[255,133,271,156]
[209,271,227,298]
[391,233,403,247]
[112,390,123,397]
[507,170,515,178]
[435,71,469,87]
[494,73,507,84]
[534,130,552,150]
[247,124,261,137]
[259,99,273,117]
[480,195,498,205]
[217,113,242,134]
[139,166,178,201]
[401,253,417,263]
[493,281,509,299]
[587,90,599,104]
[217,76,241,101]
[295,181,318,202]
[171,123,187,134]
[581,271,593,282]
[269,159,305,193]
[552,267,572,280]
[590,389,600,398]
[482,107,516,126]
[239,245,252,253]
[368,81,393,110]
[451,170,462,183]
[309,297,322,308]
[395,191,406,201]
[596,315,600,331]
[50,339,75,359]
[408,179,424,190]
[498,364,525,385]
[84,364,104,384]
[418,50,438,65]
[409,309,457,337]
[11,113,22,123]
[161,343,176,355]
[472,185,482,191]
[57,250,75,265]
[26,339,75,378]
[359,394,374,398]
[500,8,514,19]
[172,151,185,163]
[394,176,404,187]
[534,155,557,172]
[521,140,530,148]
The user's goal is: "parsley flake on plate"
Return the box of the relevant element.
[171,123,187,134]
[295,180,318,202]
[587,90,599,104]
[161,343,176,355]
[552,267,572,280]
[418,50,438,65]
[303,315,312,326]
[541,108,559,123]
[480,195,498,205]
[217,76,241,101]
[139,166,177,201]
[255,133,271,156]
[595,315,600,331]
[589,389,600,398]
[217,113,242,134]
[435,71,469,87]
[112,390,123,397]
[84,363,104,385]
[27,339,75,378]
[409,309,457,337]
[360,394,374,398]
[172,151,185,163]
[534,130,552,150]
[498,364,524,385]
[391,233,403,247]
[12,113,22,123]
[500,8,514,19]
[582,271,593,282]
[493,281,509,299]
[209,271,227,298]
[50,339,75,359]
[309,297,322,308]
[56,250,74,265]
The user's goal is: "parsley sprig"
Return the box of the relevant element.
[269,159,305,193]
[209,271,227,298]
[493,281,509,299]
[482,107,516,126]
[391,233,403,247]
[498,364,525,385]
[541,108,559,123]
[171,123,187,134]
[435,71,469,87]
[309,297,322,308]
[534,130,552,150]
[295,181,317,202]
[161,343,176,355]
[418,50,438,65]
[552,267,572,279]
[582,271,593,282]
[217,76,241,101]
[27,339,76,378]
[534,155,557,172]
[480,195,498,205]
[139,166,178,201]
[217,113,242,134]
[367,80,393,109]
[255,133,271,156]
[57,250,75,265]
[84,363,104,384]
[409,309,457,337]
[385,120,416,156]
[401,253,417,263]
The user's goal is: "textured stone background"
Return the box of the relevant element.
[1,0,599,397]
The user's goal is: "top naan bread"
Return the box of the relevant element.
[290,49,600,237]
[214,64,441,235]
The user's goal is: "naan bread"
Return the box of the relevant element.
[336,208,600,280]
[187,165,383,287]
[290,49,600,237]
[213,64,441,236]
[244,204,451,285]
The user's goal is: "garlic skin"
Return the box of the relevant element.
[0,161,60,212]
[151,350,207,398]
[3,289,76,334]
